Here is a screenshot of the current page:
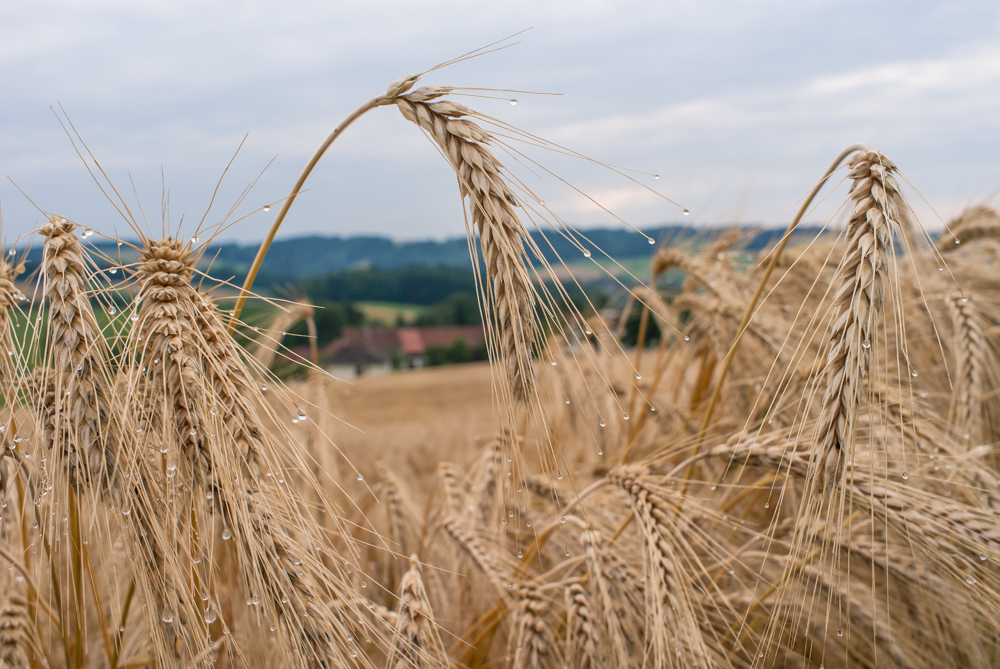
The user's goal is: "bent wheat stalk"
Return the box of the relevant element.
[231,74,536,403]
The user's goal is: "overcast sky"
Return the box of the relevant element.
[3,1,999,247]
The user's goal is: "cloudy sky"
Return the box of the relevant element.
[3,1,999,246]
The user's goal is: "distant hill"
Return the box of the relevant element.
[17,224,823,287]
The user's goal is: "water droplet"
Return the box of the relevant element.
[764,502,769,509]
[559,516,566,523]
[583,250,592,258]
[683,336,690,342]
[509,99,518,105]
[517,550,523,558]
[556,471,563,480]
[682,209,690,216]
[901,472,908,480]
[955,239,961,244]
[599,419,606,428]
[360,581,367,588]
[623,412,630,420]
[222,528,232,540]
[966,576,976,585]
[204,606,217,623]
[357,474,364,481]
[108,306,117,315]
[161,612,173,623]
[597,449,603,455]
[550,359,558,366]
[647,237,655,245]
[938,267,944,272]
[297,410,307,421]
[635,373,642,380]
[131,314,139,322]
[261,385,268,392]
[13,434,21,443]
[964,433,971,440]
[206,491,214,501]
[653,174,660,180]
[82,228,94,238]
[837,628,843,637]
[962,297,969,303]
[191,236,199,244]
[980,553,987,561]
[263,205,271,212]
[119,626,125,633]
[710,485,717,491]
[862,340,871,349]
[911,371,918,377]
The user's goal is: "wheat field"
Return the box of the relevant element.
[2,66,1000,669]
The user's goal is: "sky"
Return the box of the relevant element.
[3,1,1000,247]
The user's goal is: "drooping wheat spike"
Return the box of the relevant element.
[564,582,599,669]
[126,237,370,666]
[946,292,987,441]
[38,215,118,493]
[394,89,535,403]
[814,150,900,492]
[937,205,1000,252]
[509,585,559,669]
[609,465,712,669]
[386,555,448,669]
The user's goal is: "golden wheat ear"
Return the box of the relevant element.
[386,555,448,668]
[394,91,535,405]
[38,215,119,495]
[120,236,375,666]
[813,150,902,493]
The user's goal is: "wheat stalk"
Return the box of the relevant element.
[509,585,558,669]
[387,555,448,669]
[564,582,599,669]
[0,593,34,669]
[609,465,712,669]
[813,150,900,492]
[125,236,370,666]
[946,292,986,441]
[394,89,535,404]
[39,215,118,494]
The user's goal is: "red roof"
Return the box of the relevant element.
[396,328,424,356]
[324,326,486,359]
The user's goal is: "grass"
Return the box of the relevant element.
[355,301,428,326]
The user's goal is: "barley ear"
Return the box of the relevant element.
[395,91,535,403]
[387,555,448,668]
[814,150,900,492]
